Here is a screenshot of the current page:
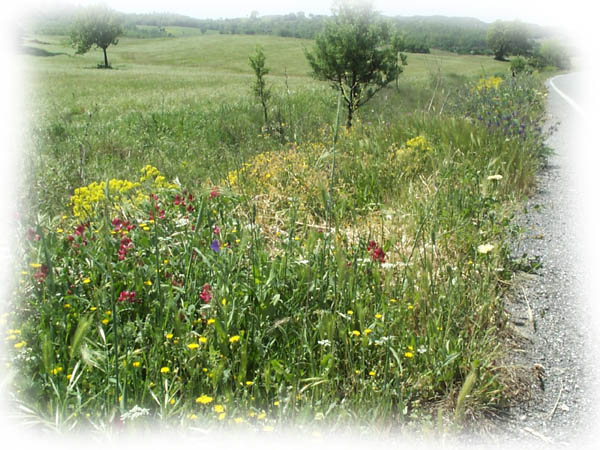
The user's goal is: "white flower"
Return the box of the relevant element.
[487,174,503,181]
[477,243,495,254]
[317,339,331,347]
[121,405,150,422]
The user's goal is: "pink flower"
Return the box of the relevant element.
[33,264,49,283]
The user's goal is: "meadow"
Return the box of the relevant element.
[6,32,550,434]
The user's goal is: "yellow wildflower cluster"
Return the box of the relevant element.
[70,166,176,218]
[476,76,503,91]
[403,135,433,152]
[391,135,434,176]
[140,165,177,190]
[70,179,140,218]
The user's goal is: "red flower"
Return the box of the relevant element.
[118,290,139,303]
[209,188,220,199]
[367,240,386,263]
[371,247,386,263]
[112,218,135,233]
[174,194,185,206]
[75,223,87,236]
[118,236,133,260]
[200,284,212,303]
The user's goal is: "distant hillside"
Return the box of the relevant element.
[22,7,557,56]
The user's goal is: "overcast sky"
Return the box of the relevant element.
[9,0,596,30]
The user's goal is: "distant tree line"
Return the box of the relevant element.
[25,6,566,65]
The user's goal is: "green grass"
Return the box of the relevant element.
[7,32,550,434]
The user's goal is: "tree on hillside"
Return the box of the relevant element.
[486,20,532,61]
[70,6,123,68]
[305,2,404,128]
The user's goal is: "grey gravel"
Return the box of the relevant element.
[454,75,600,449]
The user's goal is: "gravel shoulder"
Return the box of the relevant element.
[460,73,600,449]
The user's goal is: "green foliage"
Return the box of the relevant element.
[510,56,529,76]
[305,3,403,127]
[486,21,532,61]
[70,5,123,68]
[536,40,571,70]
[248,46,271,126]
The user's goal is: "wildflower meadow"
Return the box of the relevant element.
[5,31,553,436]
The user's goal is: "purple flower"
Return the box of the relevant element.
[210,240,220,252]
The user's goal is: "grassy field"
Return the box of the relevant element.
[7,31,550,434]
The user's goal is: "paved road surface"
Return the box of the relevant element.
[463,72,600,449]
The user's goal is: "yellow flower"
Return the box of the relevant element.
[160,367,170,374]
[351,330,361,337]
[187,343,200,350]
[404,352,414,358]
[207,319,215,325]
[375,313,382,319]
[196,394,213,404]
[364,328,372,336]
[169,399,175,405]
[234,417,244,424]
[82,278,91,284]
[166,333,174,339]
[245,381,254,386]
[188,414,197,420]
[347,310,353,315]
[369,370,376,377]
[199,337,207,344]
[52,366,63,375]
[29,263,41,269]
[257,412,266,420]
[229,335,240,343]
[132,361,141,368]
[273,400,280,406]
[144,280,152,286]
[213,404,225,413]
[101,319,109,325]
[218,412,226,421]
[90,306,97,311]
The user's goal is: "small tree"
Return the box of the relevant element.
[248,46,271,126]
[305,2,403,128]
[71,6,123,68]
[486,20,532,61]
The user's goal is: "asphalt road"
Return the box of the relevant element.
[459,72,600,450]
